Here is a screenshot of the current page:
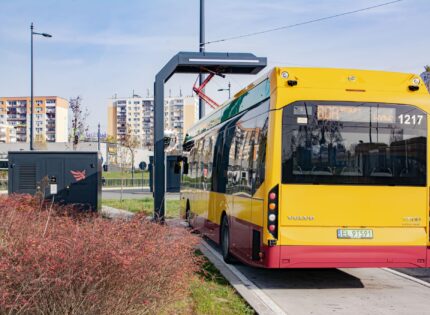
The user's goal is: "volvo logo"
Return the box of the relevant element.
[288,215,315,221]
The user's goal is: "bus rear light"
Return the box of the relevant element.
[267,185,279,239]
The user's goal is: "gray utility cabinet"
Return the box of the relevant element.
[8,151,102,211]
[149,155,180,193]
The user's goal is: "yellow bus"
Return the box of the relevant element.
[180,67,430,268]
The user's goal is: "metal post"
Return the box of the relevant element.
[30,23,34,150]
[153,80,165,221]
[97,122,101,151]
[228,81,231,99]
[199,0,205,119]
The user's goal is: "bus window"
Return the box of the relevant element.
[211,127,225,193]
[237,119,254,196]
[253,113,269,193]
[195,138,205,189]
[227,125,240,194]
[202,134,214,191]
[282,101,427,186]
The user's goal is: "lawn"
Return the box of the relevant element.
[188,252,255,315]
[102,198,181,218]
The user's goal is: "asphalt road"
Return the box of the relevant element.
[102,188,179,200]
[232,265,430,315]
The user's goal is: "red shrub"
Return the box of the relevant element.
[0,194,201,314]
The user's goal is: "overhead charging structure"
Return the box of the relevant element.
[153,51,267,221]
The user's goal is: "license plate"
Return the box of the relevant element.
[337,229,373,239]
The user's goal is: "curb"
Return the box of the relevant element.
[383,268,430,289]
[100,205,135,220]
[200,241,287,315]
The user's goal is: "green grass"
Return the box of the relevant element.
[189,251,254,315]
[102,171,149,180]
[102,198,180,218]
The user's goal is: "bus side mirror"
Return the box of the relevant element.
[183,161,189,174]
[174,162,181,174]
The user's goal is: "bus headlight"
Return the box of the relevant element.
[269,214,276,222]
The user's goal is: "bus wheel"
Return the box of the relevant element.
[221,215,235,264]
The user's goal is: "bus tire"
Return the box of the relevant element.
[221,215,235,264]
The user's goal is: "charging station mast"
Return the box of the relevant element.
[153,51,267,222]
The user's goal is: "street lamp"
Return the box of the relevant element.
[217,81,231,99]
[30,22,52,150]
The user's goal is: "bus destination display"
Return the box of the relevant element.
[317,105,395,123]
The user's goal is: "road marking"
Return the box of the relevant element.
[201,241,287,315]
[383,268,430,289]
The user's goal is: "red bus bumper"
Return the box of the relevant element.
[262,245,430,268]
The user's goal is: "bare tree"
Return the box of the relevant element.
[422,65,430,92]
[34,133,47,150]
[117,128,140,201]
[69,96,89,150]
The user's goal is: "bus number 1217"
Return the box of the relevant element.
[398,114,423,125]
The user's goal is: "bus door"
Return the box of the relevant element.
[228,120,254,259]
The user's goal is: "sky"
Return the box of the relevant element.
[0,0,429,133]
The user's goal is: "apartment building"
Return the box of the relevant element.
[0,96,68,143]
[107,95,197,150]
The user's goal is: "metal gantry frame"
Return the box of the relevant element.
[153,51,267,221]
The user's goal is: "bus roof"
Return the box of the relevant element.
[186,67,429,140]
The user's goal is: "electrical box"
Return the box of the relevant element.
[149,155,181,193]
[8,151,102,211]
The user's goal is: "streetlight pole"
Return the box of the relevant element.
[30,23,34,150]
[30,23,52,150]
[199,0,205,119]
[97,122,101,151]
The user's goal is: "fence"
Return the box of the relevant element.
[0,178,149,189]
[103,178,150,188]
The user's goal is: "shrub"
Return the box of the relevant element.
[0,194,200,315]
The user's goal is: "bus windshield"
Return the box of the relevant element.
[282,101,427,186]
